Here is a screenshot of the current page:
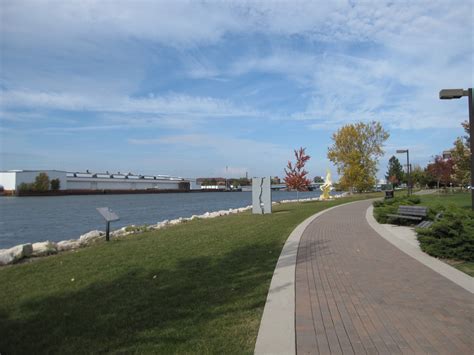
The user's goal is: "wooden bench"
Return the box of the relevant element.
[387,206,443,229]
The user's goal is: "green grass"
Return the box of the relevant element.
[417,191,472,210]
[454,262,474,277]
[0,193,380,354]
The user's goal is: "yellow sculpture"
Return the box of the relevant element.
[320,169,332,200]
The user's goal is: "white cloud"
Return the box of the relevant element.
[4,1,470,48]
[2,0,472,176]
[1,90,260,118]
[3,1,472,131]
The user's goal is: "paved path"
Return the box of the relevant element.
[295,200,473,354]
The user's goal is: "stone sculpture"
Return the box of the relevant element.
[320,169,332,200]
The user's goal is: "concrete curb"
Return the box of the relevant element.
[254,200,363,355]
[366,205,474,294]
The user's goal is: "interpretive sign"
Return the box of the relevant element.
[97,207,120,222]
[252,177,272,214]
[96,207,120,241]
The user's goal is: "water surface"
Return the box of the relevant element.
[0,190,323,249]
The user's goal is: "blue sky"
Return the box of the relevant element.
[0,0,472,180]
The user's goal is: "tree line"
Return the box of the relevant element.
[386,121,470,190]
[18,173,61,192]
[285,121,389,193]
[284,119,470,193]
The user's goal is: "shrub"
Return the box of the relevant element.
[50,178,60,191]
[417,208,474,261]
[374,195,474,261]
[18,182,35,192]
[373,195,422,224]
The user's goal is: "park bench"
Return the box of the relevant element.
[416,212,443,229]
[386,206,442,229]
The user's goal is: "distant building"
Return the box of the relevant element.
[442,150,453,159]
[196,177,226,185]
[0,170,68,193]
[271,176,281,184]
[0,170,190,195]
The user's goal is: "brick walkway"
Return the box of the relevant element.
[295,200,473,354]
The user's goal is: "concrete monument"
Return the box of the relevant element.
[252,177,272,214]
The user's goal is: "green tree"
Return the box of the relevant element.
[50,178,61,191]
[34,173,50,192]
[328,121,389,193]
[18,182,35,192]
[410,164,426,188]
[385,156,404,187]
[462,120,470,145]
[451,122,471,188]
[313,176,324,184]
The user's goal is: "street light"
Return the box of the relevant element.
[396,149,411,195]
[439,88,473,211]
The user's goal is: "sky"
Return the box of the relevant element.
[0,0,472,180]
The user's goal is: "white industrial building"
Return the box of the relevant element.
[0,170,68,192]
[0,170,189,194]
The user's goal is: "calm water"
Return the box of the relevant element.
[0,190,323,249]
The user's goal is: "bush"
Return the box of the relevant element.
[373,195,422,225]
[374,195,474,261]
[18,182,35,192]
[50,178,60,190]
[417,208,474,261]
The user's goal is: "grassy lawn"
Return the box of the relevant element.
[417,191,472,210]
[0,193,379,354]
[453,262,474,277]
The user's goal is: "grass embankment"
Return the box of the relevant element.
[0,193,379,354]
[374,192,473,276]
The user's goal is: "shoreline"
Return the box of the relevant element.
[0,194,345,266]
[1,188,239,197]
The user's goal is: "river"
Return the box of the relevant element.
[0,190,325,249]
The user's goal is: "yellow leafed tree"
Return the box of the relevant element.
[328,121,389,193]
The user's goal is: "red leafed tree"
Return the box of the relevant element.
[426,155,454,189]
[284,147,311,196]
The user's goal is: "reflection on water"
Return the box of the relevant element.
[0,190,324,249]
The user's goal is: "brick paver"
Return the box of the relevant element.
[295,200,473,354]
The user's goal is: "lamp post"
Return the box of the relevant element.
[439,88,473,211]
[396,149,411,195]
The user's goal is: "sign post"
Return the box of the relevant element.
[96,207,120,241]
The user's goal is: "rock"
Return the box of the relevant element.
[169,218,183,225]
[79,230,103,245]
[57,239,81,251]
[32,241,57,256]
[0,244,33,266]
